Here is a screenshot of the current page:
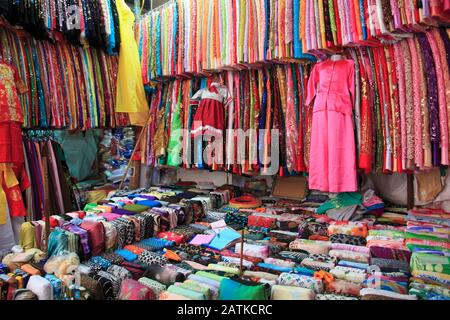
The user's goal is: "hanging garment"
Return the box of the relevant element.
[306,58,357,192]
[115,0,149,125]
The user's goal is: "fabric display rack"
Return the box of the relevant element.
[0,0,450,302]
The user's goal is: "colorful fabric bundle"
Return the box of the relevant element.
[289,239,332,255]
[270,285,315,300]
[324,279,361,297]
[219,278,268,300]
[235,243,270,259]
[329,250,370,263]
[118,279,156,300]
[277,273,323,293]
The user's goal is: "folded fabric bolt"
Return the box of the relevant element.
[184,261,210,271]
[410,252,450,274]
[329,250,370,263]
[135,200,162,208]
[157,232,187,244]
[165,264,192,277]
[80,221,105,257]
[188,274,221,289]
[360,288,418,300]
[331,243,370,254]
[277,273,323,293]
[26,275,53,300]
[328,222,368,238]
[330,268,367,284]
[138,277,167,297]
[143,265,185,285]
[123,204,151,213]
[167,284,206,300]
[256,263,294,273]
[370,258,410,272]
[124,245,146,255]
[271,285,315,300]
[221,256,254,268]
[264,258,296,268]
[369,246,411,262]
[115,249,138,262]
[176,281,211,299]
[219,278,268,300]
[159,291,193,300]
[118,279,156,300]
[329,234,367,246]
[195,271,227,283]
[301,258,335,272]
[44,275,62,300]
[190,234,215,246]
[289,239,331,255]
[87,256,112,271]
[207,264,240,275]
[338,260,369,270]
[243,271,279,281]
[325,279,361,297]
[138,250,168,266]
[184,279,219,300]
[207,228,241,250]
[277,250,309,263]
[235,243,270,258]
[100,252,124,265]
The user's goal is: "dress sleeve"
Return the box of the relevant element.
[347,60,356,107]
[190,88,205,104]
[305,63,319,106]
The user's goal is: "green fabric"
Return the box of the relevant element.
[167,285,206,300]
[179,281,210,297]
[195,271,227,283]
[316,193,363,214]
[54,130,99,181]
[167,100,182,167]
[207,264,240,275]
[83,203,99,211]
[219,278,268,300]
[122,204,150,213]
[410,252,450,274]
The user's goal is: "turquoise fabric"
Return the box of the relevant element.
[219,279,268,300]
[54,130,99,181]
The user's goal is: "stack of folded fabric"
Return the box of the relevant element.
[363,190,385,218]
[406,209,450,300]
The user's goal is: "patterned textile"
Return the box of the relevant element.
[100,252,125,265]
[316,294,358,300]
[329,250,370,263]
[97,270,121,298]
[91,273,115,300]
[278,273,323,293]
[329,234,367,246]
[118,279,156,300]
[87,256,112,271]
[107,265,132,282]
[138,250,168,266]
[138,277,167,297]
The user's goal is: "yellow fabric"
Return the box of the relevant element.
[86,190,109,204]
[115,0,149,123]
[19,222,36,250]
[0,163,20,225]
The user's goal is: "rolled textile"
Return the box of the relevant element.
[324,279,361,297]
[175,281,211,299]
[289,239,332,255]
[329,250,370,263]
[360,288,418,300]
[138,277,167,297]
[115,249,138,262]
[243,271,279,281]
[44,275,62,300]
[410,252,450,274]
[270,285,315,300]
[107,265,132,282]
[91,273,115,300]
[121,261,146,280]
[138,250,168,266]
[207,264,240,275]
[118,279,156,300]
[338,260,369,270]
[327,222,368,238]
[187,274,221,289]
[26,275,53,300]
[100,252,124,265]
[167,284,206,300]
[277,273,323,293]
[143,265,185,285]
[301,258,335,272]
[219,278,269,300]
[256,263,294,273]
[124,245,146,255]
[183,279,219,300]
[234,243,270,258]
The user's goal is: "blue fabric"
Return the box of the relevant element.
[338,260,369,270]
[257,263,293,273]
[115,249,138,262]
[207,228,241,251]
[219,278,268,300]
[135,200,162,208]
[47,228,68,257]
[44,274,62,300]
[87,256,112,270]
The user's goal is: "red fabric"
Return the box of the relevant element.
[0,62,24,124]
[156,231,186,244]
[248,215,276,229]
[80,221,105,256]
[0,122,24,164]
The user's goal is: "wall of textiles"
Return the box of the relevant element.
[300,0,450,53]
[135,0,316,82]
[0,27,129,129]
[142,63,312,176]
[136,0,450,176]
[3,0,122,54]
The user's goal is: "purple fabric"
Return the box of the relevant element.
[417,32,440,166]
[111,207,135,216]
[61,222,91,255]
[369,246,411,262]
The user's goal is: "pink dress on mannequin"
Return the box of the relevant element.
[306,57,357,193]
